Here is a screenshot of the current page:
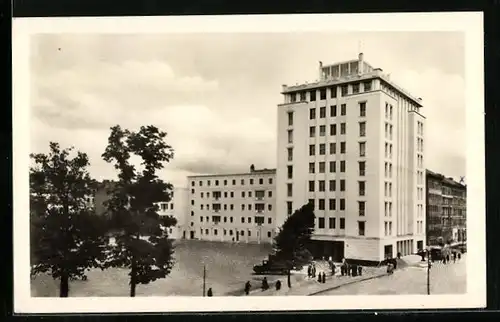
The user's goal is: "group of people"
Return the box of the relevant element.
[339,258,364,277]
[441,250,462,264]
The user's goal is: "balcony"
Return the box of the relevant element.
[255,191,265,201]
[254,216,265,225]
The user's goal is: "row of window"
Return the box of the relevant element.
[308,122,367,138]
[160,203,174,211]
[288,81,373,104]
[198,215,273,224]
[384,142,393,159]
[417,170,424,184]
[317,217,349,230]
[384,182,393,198]
[199,228,273,238]
[417,121,424,136]
[417,154,423,168]
[192,177,273,187]
[287,179,347,196]
[384,202,393,217]
[197,203,273,212]
[417,138,424,152]
[384,162,393,179]
[197,190,273,199]
[417,187,424,201]
[416,220,424,234]
[417,204,424,218]
[308,180,366,196]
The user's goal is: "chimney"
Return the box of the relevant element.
[250,164,255,172]
[319,61,324,80]
[358,53,364,75]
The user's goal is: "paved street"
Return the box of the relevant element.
[317,255,467,295]
[31,240,272,297]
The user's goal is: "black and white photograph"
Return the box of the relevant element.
[13,13,485,313]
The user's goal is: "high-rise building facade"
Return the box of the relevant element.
[276,54,426,263]
[426,170,467,246]
[187,165,277,243]
[157,187,189,239]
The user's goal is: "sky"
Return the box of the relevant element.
[30,32,466,188]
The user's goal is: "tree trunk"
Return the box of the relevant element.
[130,256,137,297]
[287,270,291,288]
[60,272,69,297]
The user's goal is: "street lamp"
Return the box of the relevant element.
[203,264,206,297]
[426,247,431,295]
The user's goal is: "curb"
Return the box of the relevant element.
[308,272,388,296]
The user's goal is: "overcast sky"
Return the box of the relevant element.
[30,32,465,187]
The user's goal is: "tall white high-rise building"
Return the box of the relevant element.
[276,53,426,263]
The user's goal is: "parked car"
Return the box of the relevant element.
[253,259,290,275]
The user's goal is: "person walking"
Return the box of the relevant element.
[317,272,322,282]
[453,252,457,263]
[207,288,213,297]
[261,277,269,291]
[322,272,326,283]
[244,281,251,295]
[307,264,312,279]
[275,280,282,291]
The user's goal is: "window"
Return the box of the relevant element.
[358,201,365,216]
[200,216,203,222]
[224,192,228,198]
[319,162,326,173]
[309,145,315,156]
[329,161,336,173]
[340,161,346,172]
[318,217,325,228]
[329,198,336,210]
[288,112,293,126]
[309,181,315,192]
[340,217,345,229]
[390,105,393,120]
[250,179,254,185]
[268,191,272,197]
[331,86,337,98]
[248,217,252,223]
[224,180,228,186]
[359,122,366,137]
[230,217,234,223]
[287,201,293,215]
[267,231,272,238]
[320,106,326,118]
[329,217,335,229]
[319,125,326,136]
[230,204,234,210]
[309,126,316,138]
[232,179,236,185]
[230,191,234,198]
[359,142,366,157]
[215,180,219,186]
[287,130,293,143]
[340,142,346,154]
[309,162,315,174]
[318,199,325,211]
[330,105,337,117]
[268,204,272,211]
[207,192,210,198]
[310,90,316,102]
[268,217,272,224]
[207,180,211,186]
[241,191,245,198]
[287,147,293,161]
[241,179,245,185]
[319,144,326,155]
[310,108,316,120]
[358,221,365,236]
[340,123,346,135]
[290,93,296,103]
[191,200,195,205]
[206,229,209,235]
[300,92,306,101]
[319,180,325,192]
[359,161,366,176]
[359,102,366,117]
[214,229,218,236]
[329,180,336,191]
[241,230,245,236]
[329,143,336,154]
[340,180,345,192]
[330,124,337,136]
[199,181,203,186]
[320,89,326,100]
[269,178,273,184]
[341,85,348,96]
[287,166,293,179]
[259,178,263,185]
[191,211,194,216]
[364,81,372,91]
[341,104,346,116]
[353,83,360,94]
[241,216,245,223]
[287,183,293,197]
[249,191,252,198]
[191,181,195,187]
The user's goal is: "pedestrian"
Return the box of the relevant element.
[312,264,317,278]
[275,280,281,291]
[446,253,450,263]
[453,252,457,263]
[262,277,269,291]
[244,281,251,295]
[458,252,462,260]
[207,288,213,297]
[307,264,312,278]
[322,272,326,283]
[330,262,336,276]
[358,265,363,276]
[317,272,322,282]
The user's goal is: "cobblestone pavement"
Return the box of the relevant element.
[317,255,467,296]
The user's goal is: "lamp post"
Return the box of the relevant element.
[203,264,206,297]
[426,248,431,295]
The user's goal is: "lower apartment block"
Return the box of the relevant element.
[186,165,277,244]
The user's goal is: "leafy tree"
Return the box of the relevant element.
[102,125,177,297]
[30,142,108,297]
[273,203,315,288]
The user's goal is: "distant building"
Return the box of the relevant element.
[425,170,467,245]
[276,54,426,263]
[187,165,277,243]
[157,187,189,239]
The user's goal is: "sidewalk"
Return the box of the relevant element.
[247,266,387,296]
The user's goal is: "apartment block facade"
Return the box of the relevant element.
[187,165,277,243]
[157,187,189,239]
[426,170,467,245]
[276,54,426,263]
